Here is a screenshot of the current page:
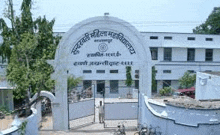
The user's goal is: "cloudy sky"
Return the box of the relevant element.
[0,0,219,33]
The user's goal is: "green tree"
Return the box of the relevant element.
[179,71,196,89]
[152,66,157,93]
[193,7,220,34]
[125,66,133,97]
[125,66,133,87]
[0,0,61,111]
[67,76,82,91]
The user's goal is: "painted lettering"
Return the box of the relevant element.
[73,61,88,66]
[71,29,136,55]
[74,61,133,66]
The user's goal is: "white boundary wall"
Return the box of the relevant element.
[140,94,220,135]
[0,108,38,135]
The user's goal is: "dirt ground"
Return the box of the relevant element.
[0,115,14,131]
[153,96,220,109]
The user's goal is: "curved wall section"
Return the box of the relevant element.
[0,108,38,135]
[140,94,220,135]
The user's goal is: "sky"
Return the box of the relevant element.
[0,0,220,33]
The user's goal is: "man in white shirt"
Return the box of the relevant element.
[98,101,104,123]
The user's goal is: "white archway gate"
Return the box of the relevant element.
[47,16,152,130]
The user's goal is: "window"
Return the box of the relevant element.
[110,70,118,73]
[135,70,139,79]
[206,38,213,41]
[135,70,139,74]
[97,80,105,93]
[163,80,171,88]
[96,70,105,73]
[150,47,158,60]
[135,80,139,89]
[83,70,92,73]
[188,70,195,73]
[110,80,118,93]
[187,37,195,40]
[205,49,213,61]
[164,36,172,40]
[187,48,195,61]
[164,48,172,61]
[163,70,171,73]
[150,36,158,40]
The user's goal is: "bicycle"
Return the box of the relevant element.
[134,124,161,135]
[114,121,126,135]
[148,125,161,135]
[134,123,148,135]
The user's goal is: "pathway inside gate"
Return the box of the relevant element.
[40,98,138,133]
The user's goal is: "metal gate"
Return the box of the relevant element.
[68,84,95,129]
[103,86,139,128]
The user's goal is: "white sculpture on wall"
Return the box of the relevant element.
[199,77,207,86]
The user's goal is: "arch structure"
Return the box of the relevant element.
[47,16,152,130]
[30,91,56,130]
[30,91,56,103]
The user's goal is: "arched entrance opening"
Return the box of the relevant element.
[48,16,152,131]
[67,77,96,129]
[30,91,56,130]
[40,97,53,130]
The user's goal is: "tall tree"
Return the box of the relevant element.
[179,71,196,89]
[152,66,157,93]
[193,7,220,34]
[0,0,61,106]
[125,66,133,98]
[125,66,133,87]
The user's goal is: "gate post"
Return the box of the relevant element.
[35,100,42,128]
[52,72,69,131]
[139,63,152,98]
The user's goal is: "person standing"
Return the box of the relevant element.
[98,101,104,123]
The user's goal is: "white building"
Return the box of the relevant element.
[0,34,14,111]
[142,32,220,92]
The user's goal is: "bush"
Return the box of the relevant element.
[0,106,11,116]
[159,87,172,96]
[0,106,9,113]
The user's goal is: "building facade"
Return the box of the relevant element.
[54,31,220,93]
[142,32,220,92]
[1,22,220,99]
